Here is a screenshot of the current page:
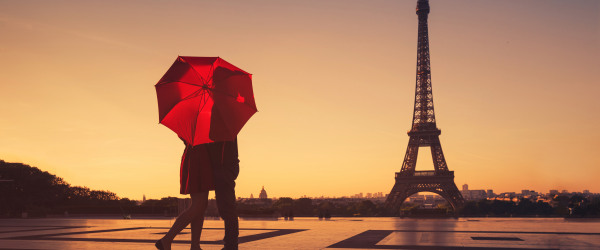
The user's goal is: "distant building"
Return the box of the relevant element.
[250,193,254,199]
[461,184,486,200]
[347,191,386,200]
[549,190,559,195]
[259,186,268,199]
[521,190,537,196]
[486,190,495,197]
[583,190,590,194]
[519,190,539,198]
[502,192,516,196]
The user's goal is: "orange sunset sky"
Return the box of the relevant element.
[1,0,599,200]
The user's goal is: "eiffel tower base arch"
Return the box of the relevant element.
[386,173,464,216]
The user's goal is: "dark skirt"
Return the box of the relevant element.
[180,144,215,194]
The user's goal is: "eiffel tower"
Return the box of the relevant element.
[386,0,464,215]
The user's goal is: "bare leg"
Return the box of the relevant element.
[157,192,208,250]
[191,194,208,250]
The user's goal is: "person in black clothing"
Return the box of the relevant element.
[207,139,240,249]
[205,66,242,249]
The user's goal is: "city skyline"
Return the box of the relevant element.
[1,0,599,200]
[239,184,595,200]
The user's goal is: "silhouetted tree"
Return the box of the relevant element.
[553,195,570,216]
[271,197,293,216]
[356,200,377,216]
[516,198,536,216]
[0,160,123,217]
[294,198,314,216]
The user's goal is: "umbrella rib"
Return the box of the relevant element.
[187,62,212,87]
[197,89,210,114]
[179,91,200,103]
[190,90,204,146]
[191,89,212,145]
[179,57,207,85]
[158,81,207,102]
[158,80,204,87]
[205,64,214,88]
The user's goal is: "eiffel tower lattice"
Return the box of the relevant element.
[385,0,464,215]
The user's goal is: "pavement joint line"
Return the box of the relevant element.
[471,236,524,241]
[390,229,600,235]
[148,227,293,230]
[0,248,42,250]
[3,226,308,245]
[0,225,81,228]
[8,227,147,239]
[0,226,89,234]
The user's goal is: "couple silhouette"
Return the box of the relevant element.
[156,66,250,250]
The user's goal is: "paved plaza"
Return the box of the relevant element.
[1,217,599,249]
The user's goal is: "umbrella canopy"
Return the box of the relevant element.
[156,56,257,146]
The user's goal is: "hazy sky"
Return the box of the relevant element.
[1,0,598,200]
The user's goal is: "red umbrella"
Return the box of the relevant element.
[155,56,257,146]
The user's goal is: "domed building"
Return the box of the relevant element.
[259,186,268,200]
